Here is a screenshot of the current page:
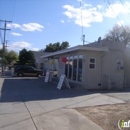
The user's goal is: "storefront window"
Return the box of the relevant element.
[65,57,69,78]
[64,55,83,82]
[69,56,73,80]
[78,55,83,82]
[73,55,78,81]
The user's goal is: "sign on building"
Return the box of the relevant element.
[57,74,71,90]
[58,58,65,78]
[44,71,52,82]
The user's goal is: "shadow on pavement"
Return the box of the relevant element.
[0,77,90,103]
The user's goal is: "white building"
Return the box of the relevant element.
[32,51,49,69]
[41,40,128,89]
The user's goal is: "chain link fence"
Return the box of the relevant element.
[103,75,125,90]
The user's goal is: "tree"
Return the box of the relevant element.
[105,24,130,47]
[61,41,69,49]
[19,48,35,66]
[1,57,8,66]
[5,51,18,65]
[27,50,35,64]
[0,49,8,58]
[0,49,18,66]
[44,41,69,52]
[19,48,28,65]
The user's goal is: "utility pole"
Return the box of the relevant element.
[5,40,9,49]
[0,20,12,73]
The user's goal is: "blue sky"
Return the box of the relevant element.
[0,0,130,52]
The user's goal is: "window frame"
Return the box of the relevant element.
[77,54,83,82]
[65,54,83,82]
[89,58,96,69]
[116,60,123,66]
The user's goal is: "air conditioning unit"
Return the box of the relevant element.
[120,66,124,70]
[117,65,124,70]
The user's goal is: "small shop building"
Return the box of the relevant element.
[41,40,125,89]
[32,51,49,69]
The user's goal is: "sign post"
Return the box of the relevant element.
[57,74,71,90]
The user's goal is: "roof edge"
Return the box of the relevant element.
[41,45,108,58]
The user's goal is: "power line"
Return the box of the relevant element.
[119,0,130,17]
[0,0,4,45]
[11,0,16,21]
[0,31,3,44]
[120,0,126,10]
[9,0,16,31]
[0,18,3,44]
[110,0,126,25]
[106,0,120,21]
[104,0,126,26]
[0,0,3,20]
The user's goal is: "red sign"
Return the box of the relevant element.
[62,57,67,63]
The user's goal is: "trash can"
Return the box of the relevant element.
[11,68,14,76]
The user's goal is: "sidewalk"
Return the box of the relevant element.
[1,69,12,77]
[1,70,124,130]
[0,71,105,130]
[33,108,104,130]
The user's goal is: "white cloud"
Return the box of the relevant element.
[117,20,125,26]
[0,44,2,48]
[21,23,44,31]
[63,4,103,27]
[8,41,40,52]
[63,1,130,27]
[7,23,21,28]
[77,0,82,2]
[97,5,102,9]
[104,2,130,18]
[10,32,22,36]
[60,20,65,23]
[7,23,44,32]
[64,11,73,18]
[84,4,92,7]
[9,41,31,50]
[30,48,40,51]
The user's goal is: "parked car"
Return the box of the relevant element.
[14,65,44,77]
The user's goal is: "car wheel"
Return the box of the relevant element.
[37,73,41,77]
[18,72,23,77]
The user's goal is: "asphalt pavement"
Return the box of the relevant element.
[0,70,128,130]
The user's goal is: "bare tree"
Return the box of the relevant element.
[105,24,130,47]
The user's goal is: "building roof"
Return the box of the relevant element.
[86,39,124,48]
[32,51,49,58]
[41,45,108,58]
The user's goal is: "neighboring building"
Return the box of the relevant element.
[124,47,130,88]
[41,40,128,89]
[0,57,2,66]
[32,51,49,69]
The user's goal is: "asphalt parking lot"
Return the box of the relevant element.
[0,70,129,130]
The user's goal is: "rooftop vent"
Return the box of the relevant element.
[98,37,102,46]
